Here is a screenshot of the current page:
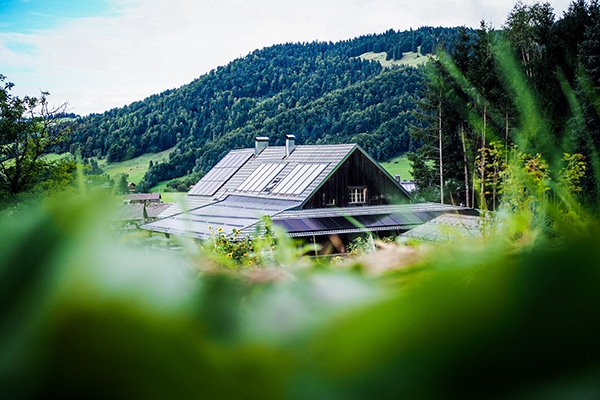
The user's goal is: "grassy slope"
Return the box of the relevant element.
[98,147,187,201]
[359,51,429,68]
[381,154,413,180]
[98,147,175,184]
[150,180,186,202]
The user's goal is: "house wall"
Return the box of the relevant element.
[303,150,410,209]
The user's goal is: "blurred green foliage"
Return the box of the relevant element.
[2,173,600,399]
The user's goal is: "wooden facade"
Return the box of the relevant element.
[304,150,409,209]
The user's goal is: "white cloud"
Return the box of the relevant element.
[2,0,573,115]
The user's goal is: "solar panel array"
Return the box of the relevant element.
[271,163,328,195]
[141,195,302,239]
[270,203,481,238]
[188,151,252,196]
[273,211,439,237]
[237,163,286,193]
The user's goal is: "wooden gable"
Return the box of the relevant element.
[303,148,411,209]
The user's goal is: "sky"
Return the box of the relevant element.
[1,0,574,115]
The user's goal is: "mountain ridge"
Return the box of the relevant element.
[60,26,466,190]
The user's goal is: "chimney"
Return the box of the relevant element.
[285,134,296,157]
[255,136,269,156]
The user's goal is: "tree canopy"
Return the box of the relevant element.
[0,75,73,198]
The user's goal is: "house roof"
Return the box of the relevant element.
[157,143,411,218]
[142,142,421,239]
[114,203,146,222]
[270,203,480,238]
[143,195,302,238]
[145,202,172,219]
[123,193,161,203]
[195,144,359,202]
[399,213,484,242]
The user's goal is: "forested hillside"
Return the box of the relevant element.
[61,27,461,190]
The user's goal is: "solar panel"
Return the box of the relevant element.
[189,151,252,196]
[237,163,286,193]
[271,163,328,195]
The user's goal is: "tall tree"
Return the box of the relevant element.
[450,27,476,206]
[504,2,562,135]
[411,58,454,203]
[504,1,555,81]
[468,22,502,208]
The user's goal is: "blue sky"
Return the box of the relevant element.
[0,0,574,115]
[0,0,114,33]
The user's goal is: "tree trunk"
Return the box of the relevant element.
[438,101,444,204]
[505,108,510,165]
[461,122,470,207]
[479,103,487,209]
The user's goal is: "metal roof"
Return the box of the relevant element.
[189,150,253,196]
[145,202,172,219]
[400,213,487,242]
[154,144,362,219]
[142,195,302,239]
[123,193,161,202]
[114,203,146,222]
[270,203,480,238]
[157,195,215,218]
[223,144,358,202]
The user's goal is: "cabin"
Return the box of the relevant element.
[142,136,477,245]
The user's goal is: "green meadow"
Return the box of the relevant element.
[381,154,413,180]
[98,147,175,184]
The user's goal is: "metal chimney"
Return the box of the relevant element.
[255,136,269,156]
[285,134,296,157]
